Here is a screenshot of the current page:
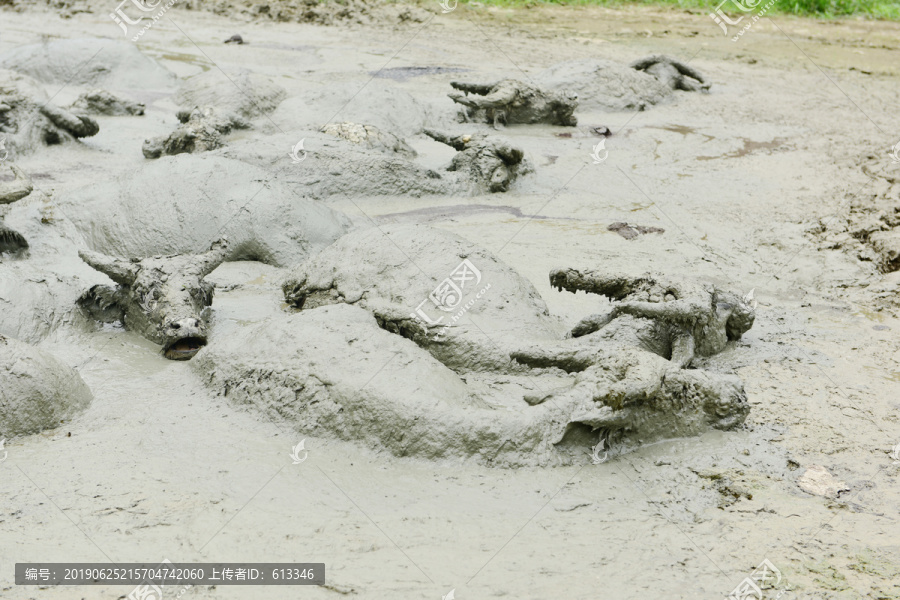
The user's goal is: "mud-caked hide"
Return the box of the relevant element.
[77,239,228,360]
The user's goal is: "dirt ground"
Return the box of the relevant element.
[1,1,899,599]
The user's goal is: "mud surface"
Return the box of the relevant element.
[1,2,900,600]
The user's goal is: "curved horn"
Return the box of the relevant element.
[671,59,707,84]
[424,129,466,151]
[194,237,229,278]
[629,54,664,71]
[79,249,140,286]
[39,104,100,138]
[0,164,35,205]
[449,81,495,96]
[472,85,518,109]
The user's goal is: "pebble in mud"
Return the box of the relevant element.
[798,465,850,499]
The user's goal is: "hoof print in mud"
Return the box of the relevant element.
[77,239,229,361]
[448,79,578,127]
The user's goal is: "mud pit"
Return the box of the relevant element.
[1,2,900,599]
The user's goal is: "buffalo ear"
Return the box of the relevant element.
[77,285,126,324]
[79,249,139,286]
[0,225,29,254]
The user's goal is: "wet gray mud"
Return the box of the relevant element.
[1,2,900,600]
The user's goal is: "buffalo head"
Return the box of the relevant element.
[77,238,228,360]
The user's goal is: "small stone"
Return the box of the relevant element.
[798,465,849,499]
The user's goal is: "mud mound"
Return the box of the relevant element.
[195,303,748,465]
[321,122,416,157]
[0,69,99,159]
[57,154,350,266]
[194,303,565,465]
[0,38,177,91]
[0,335,92,437]
[283,223,564,372]
[536,58,671,111]
[0,263,89,342]
[174,68,287,119]
[220,130,465,199]
[272,80,439,137]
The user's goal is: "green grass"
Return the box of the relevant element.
[468,0,900,19]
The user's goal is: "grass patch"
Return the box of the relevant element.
[467,0,900,19]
